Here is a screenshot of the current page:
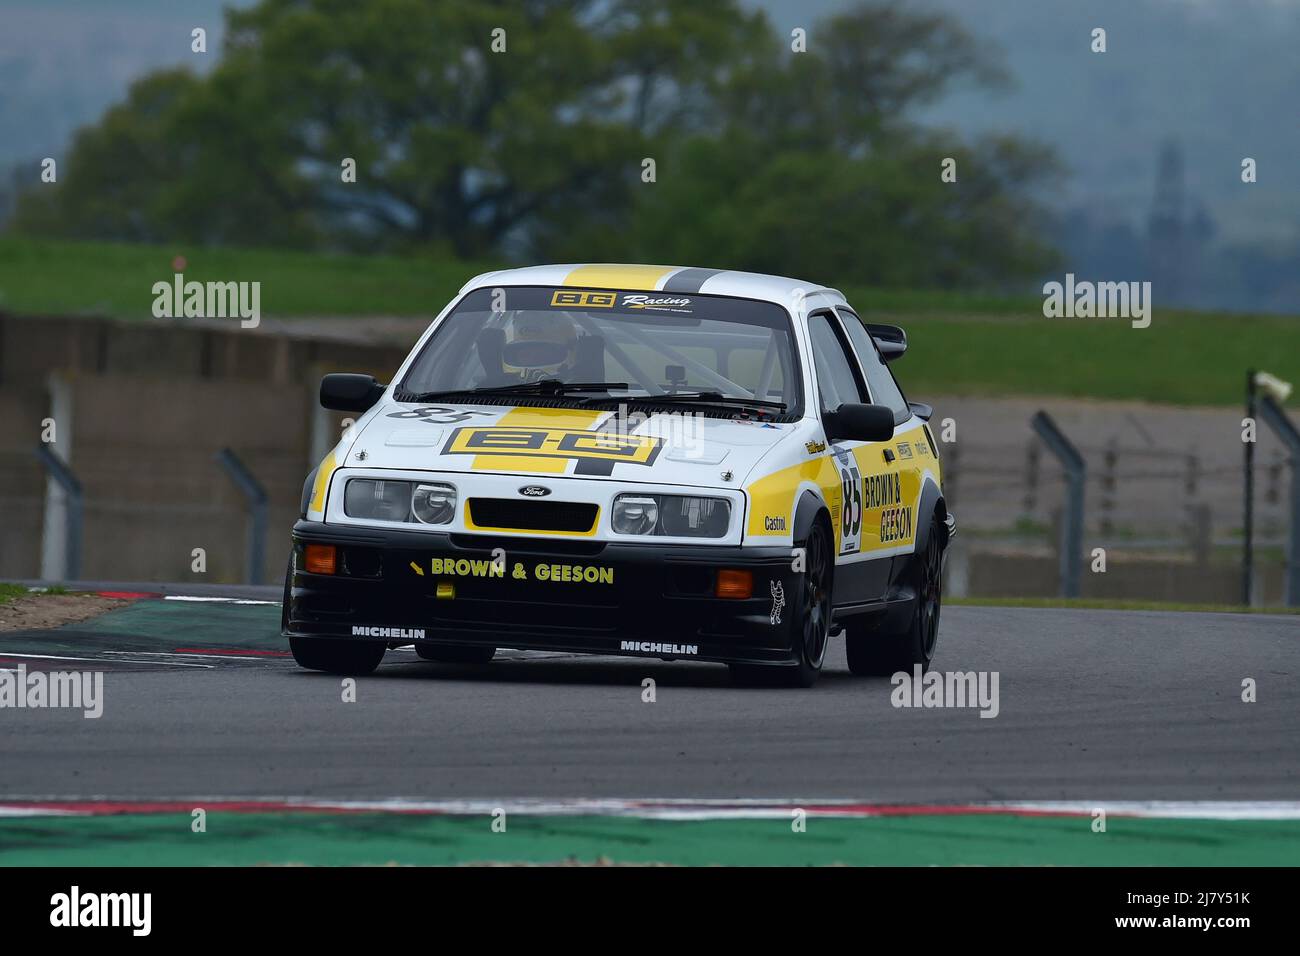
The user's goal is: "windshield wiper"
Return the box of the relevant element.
[398,381,786,413]
[403,379,630,402]
[630,391,787,412]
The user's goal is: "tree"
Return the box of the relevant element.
[14,0,765,257]
[12,0,1060,290]
[568,2,1059,288]
[10,68,321,247]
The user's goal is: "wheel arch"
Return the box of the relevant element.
[914,477,948,555]
[299,467,319,519]
[792,488,832,544]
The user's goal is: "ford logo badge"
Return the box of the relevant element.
[519,485,551,497]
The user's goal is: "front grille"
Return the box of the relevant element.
[467,498,599,533]
[448,533,605,556]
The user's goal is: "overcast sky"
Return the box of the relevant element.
[2,0,1297,240]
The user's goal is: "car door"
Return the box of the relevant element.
[804,306,898,604]
[836,305,925,573]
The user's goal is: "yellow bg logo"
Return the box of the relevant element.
[444,427,662,465]
[550,290,617,308]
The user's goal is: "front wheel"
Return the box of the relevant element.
[730,517,833,688]
[845,516,943,676]
[289,636,386,675]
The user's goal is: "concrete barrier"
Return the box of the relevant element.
[0,312,407,582]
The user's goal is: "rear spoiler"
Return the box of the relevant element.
[867,323,907,362]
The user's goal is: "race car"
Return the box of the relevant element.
[282,264,954,686]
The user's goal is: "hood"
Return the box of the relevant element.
[345,401,800,490]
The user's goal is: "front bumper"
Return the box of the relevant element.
[284,520,800,666]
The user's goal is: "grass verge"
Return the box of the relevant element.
[3,237,1297,404]
[0,583,29,605]
[0,236,495,321]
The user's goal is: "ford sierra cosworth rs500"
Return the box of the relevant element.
[282,264,954,687]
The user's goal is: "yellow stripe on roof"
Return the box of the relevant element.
[562,264,678,291]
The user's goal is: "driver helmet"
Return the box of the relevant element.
[502,311,579,379]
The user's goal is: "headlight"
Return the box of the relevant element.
[344,478,458,525]
[611,494,730,538]
[660,495,730,537]
[345,479,412,521]
[611,496,658,535]
[411,482,457,524]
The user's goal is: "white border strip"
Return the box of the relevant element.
[161,596,280,606]
[4,798,1300,821]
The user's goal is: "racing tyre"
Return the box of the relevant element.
[280,555,292,632]
[730,517,833,688]
[845,515,943,676]
[415,643,496,664]
[283,556,386,674]
[289,636,386,675]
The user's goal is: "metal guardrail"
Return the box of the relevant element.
[215,448,268,585]
[1031,411,1086,598]
[34,445,83,581]
[1255,396,1300,606]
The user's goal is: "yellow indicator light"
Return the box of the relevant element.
[436,581,455,599]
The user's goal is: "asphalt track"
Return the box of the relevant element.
[2,598,1297,803]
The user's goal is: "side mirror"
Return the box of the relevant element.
[824,403,896,443]
[867,324,907,362]
[320,373,385,413]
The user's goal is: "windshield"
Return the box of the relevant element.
[398,286,801,415]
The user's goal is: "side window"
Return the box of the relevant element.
[838,308,909,422]
[806,311,866,415]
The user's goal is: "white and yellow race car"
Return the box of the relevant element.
[283,264,953,687]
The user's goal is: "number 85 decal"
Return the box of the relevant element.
[839,461,862,555]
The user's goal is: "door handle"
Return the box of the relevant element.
[882,448,896,463]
